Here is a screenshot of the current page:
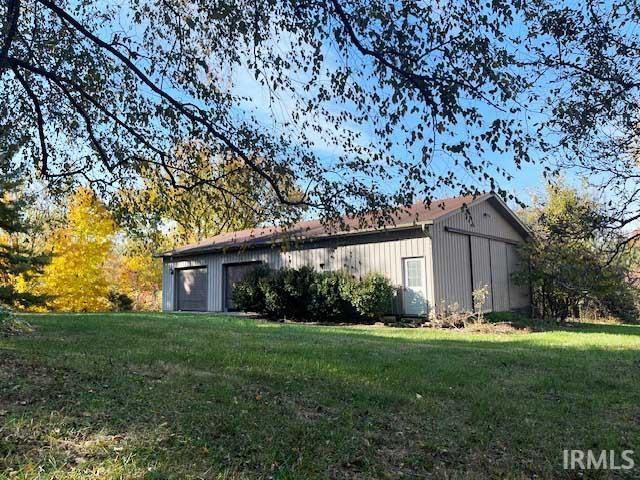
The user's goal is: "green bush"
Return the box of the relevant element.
[231,265,271,313]
[349,273,394,320]
[257,273,284,320]
[308,272,359,322]
[279,267,317,319]
[232,266,394,323]
[254,267,315,320]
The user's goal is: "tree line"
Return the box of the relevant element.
[516,182,639,322]
[2,149,639,322]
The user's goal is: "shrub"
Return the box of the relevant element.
[231,266,394,323]
[348,273,394,320]
[258,273,285,319]
[108,291,134,312]
[279,266,317,319]
[257,272,285,320]
[308,271,359,322]
[253,267,317,320]
[232,265,272,313]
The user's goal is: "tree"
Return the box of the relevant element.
[516,182,638,322]
[0,135,48,308]
[36,187,116,312]
[519,1,640,251]
[6,0,640,237]
[117,144,302,245]
[1,0,546,226]
[106,238,162,311]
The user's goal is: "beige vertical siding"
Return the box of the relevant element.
[431,198,529,313]
[471,236,493,311]
[162,234,434,313]
[506,243,530,309]
[490,240,510,311]
[430,231,472,312]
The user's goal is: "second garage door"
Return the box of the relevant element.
[225,262,262,311]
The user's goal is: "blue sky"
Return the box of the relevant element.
[45,1,583,214]
[226,31,565,211]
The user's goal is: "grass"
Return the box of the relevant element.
[1,313,639,479]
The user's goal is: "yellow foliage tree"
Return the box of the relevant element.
[37,188,116,312]
[120,253,162,309]
[105,239,162,311]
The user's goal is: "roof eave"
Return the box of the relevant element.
[155,221,433,259]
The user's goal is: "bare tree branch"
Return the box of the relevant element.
[0,0,20,69]
[36,0,311,208]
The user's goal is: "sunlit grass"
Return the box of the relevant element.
[1,313,639,479]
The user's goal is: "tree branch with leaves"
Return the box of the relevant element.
[1,0,544,227]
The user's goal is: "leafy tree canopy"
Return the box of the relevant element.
[116,143,303,245]
[516,182,638,321]
[2,0,640,230]
[0,0,550,221]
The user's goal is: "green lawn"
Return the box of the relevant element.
[1,314,639,479]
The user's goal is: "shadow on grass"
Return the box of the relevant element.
[552,321,640,336]
[2,313,640,479]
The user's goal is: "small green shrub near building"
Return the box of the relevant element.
[308,271,359,322]
[231,265,271,313]
[232,266,394,323]
[349,273,395,320]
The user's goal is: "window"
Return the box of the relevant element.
[405,259,423,288]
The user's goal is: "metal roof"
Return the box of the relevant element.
[157,193,528,258]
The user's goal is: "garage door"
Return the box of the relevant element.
[446,228,526,313]
[225,262,262,311]
[176,267,207,311]
[490,240,510,311]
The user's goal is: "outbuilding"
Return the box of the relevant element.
[158,193,530,316]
